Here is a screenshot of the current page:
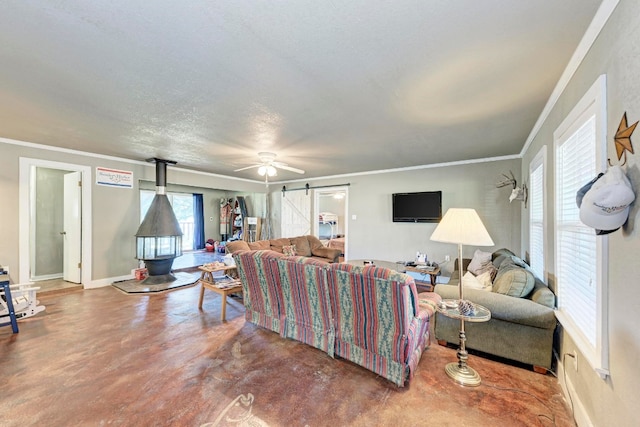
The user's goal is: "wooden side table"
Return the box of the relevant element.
[197,265,243,321]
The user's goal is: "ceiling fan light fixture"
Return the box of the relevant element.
[258,165,277,176]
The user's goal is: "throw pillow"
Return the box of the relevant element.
[291,236,312,257]
[491,248,516,268]
[475,271,494,291]
[492,259,535,298]
[282,245,297,257]
[475,260,498,281]
[462,271,484,290]
[467,249,492,275]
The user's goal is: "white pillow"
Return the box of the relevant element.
[467,249,492,275]
[475,271,494,291]
[462,271,484,289]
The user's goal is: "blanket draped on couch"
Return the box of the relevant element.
[233,250,440,386]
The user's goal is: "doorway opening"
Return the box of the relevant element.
[313,187,348,260]
[19,158,92,288]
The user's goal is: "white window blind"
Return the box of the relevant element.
[553,74,608,377]
[556,116,597,344]
[529,147,546,281]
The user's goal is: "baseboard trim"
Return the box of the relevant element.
[86,274,133,289]
[31,273,63,281]
[558,361,594,427]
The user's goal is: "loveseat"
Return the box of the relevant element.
[434,248,556,372]
[226,235,341,263]
[233,249,441,386]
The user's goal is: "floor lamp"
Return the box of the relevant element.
[430,208,494,386]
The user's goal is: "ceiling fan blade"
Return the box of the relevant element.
[234,164,261,172]
[277,164,305,174]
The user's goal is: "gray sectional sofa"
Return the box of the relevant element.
[434,248,557,372]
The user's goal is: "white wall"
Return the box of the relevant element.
[0,139,266,285]
[272,158,522,276]
[521,0,638,425]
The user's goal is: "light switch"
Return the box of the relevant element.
[352,214,357,220]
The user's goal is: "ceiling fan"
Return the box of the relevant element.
[234,152,305,176]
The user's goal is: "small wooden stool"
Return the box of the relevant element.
[197,265,242,321]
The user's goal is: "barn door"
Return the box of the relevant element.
[280,191,311,238]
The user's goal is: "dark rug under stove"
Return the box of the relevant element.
[112,271,200,294]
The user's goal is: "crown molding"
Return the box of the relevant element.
[520,0,620,157]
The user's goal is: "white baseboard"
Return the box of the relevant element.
[31,273,63,281]
[85,274,133,289]
[558,361,594,427]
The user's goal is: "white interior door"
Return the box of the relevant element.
[63,172,82,283]
[280,191,311,238]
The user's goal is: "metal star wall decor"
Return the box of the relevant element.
[609,112,637,166]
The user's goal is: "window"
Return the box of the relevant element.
[553,75,609,377]
[529,147,546,281]
[140,190,195,252]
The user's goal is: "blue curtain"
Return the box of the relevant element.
[193,194,205,249]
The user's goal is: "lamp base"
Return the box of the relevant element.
[445,362,482,387]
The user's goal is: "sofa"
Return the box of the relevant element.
[226,234,341,263]
[434,248,556,372]
[233,249,441,386]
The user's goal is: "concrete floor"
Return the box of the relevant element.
[1,284,575,427]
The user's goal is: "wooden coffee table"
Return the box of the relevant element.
[197,264,243,321]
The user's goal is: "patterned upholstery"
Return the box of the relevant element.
[326,264,439,386]
[276,256,335,356]
[233,249,441,387]
[233,250,286,333]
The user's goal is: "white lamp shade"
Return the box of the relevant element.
[430,208,494,246]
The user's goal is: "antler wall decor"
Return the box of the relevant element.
[496,171,528,207]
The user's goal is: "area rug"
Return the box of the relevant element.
[112,271,200,294]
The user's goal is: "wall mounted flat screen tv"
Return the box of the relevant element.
[392,191,442,223]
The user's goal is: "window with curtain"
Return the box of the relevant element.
[529,147,546,281]
[553,75,609,377]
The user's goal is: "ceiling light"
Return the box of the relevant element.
[258,165,277,176]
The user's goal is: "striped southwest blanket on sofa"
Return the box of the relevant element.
[233,250,440,386]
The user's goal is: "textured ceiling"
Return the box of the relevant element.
[0,1,602,181]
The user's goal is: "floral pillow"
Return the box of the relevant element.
[282,245,297,257]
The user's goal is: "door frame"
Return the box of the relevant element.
[19,158,92,287]
[313,186,349,259]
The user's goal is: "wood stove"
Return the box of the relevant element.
[135,158,183,283]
